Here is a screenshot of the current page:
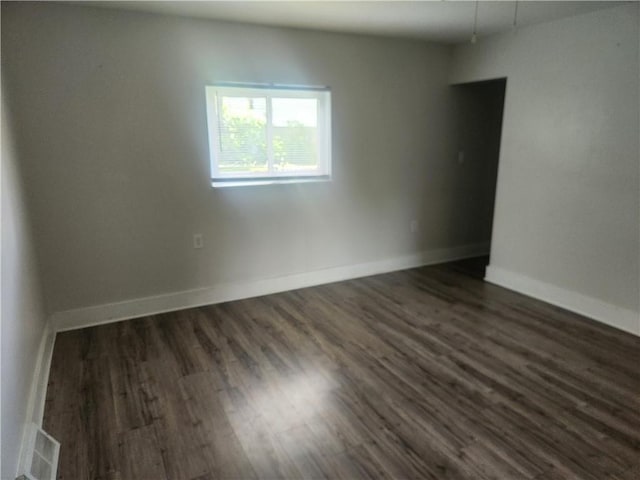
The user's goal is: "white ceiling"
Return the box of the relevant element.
[85,1,625,45]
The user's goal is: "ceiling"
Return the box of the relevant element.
[85,1,624,45]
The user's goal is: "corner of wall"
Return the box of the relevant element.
[485,265,640,337]
[2,80,53,480]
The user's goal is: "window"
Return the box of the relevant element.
[205,84,332,187]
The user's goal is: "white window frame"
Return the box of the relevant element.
[205,83,332,187]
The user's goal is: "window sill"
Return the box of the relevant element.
[212,176,331,188]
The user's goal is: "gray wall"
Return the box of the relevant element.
[1,90,47,479]
[451,4,640,318]
[1,2,492,315]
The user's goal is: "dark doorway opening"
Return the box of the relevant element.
[451,78,506,278]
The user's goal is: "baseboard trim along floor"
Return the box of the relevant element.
[486,265,639,336]
[50,243,490,333]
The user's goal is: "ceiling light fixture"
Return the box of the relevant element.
[471,0,479,44]
[512,0,519,31]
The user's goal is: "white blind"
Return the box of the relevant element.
[271,97,319,173]
[218,96,268,173]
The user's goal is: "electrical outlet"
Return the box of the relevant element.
[193,233,204,249]
[410,220,419,233]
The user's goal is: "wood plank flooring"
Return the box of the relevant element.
[43,259,640,480]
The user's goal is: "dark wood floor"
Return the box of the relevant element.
[44,259,640,480]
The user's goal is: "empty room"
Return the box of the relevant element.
[2,1,639,479]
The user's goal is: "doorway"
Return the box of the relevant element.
[451,78,506,278]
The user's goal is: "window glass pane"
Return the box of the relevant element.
[207,85,331,185]
[219,96,267,174]
[272,98,319,173]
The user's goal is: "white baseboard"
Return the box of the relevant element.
[50,243,489,332]
[18,322,57,474]
[485,265,640,336]
[32,327,57,425]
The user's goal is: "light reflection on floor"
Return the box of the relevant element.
[226,366,338,460]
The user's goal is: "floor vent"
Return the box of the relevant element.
[19,423,60,480]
